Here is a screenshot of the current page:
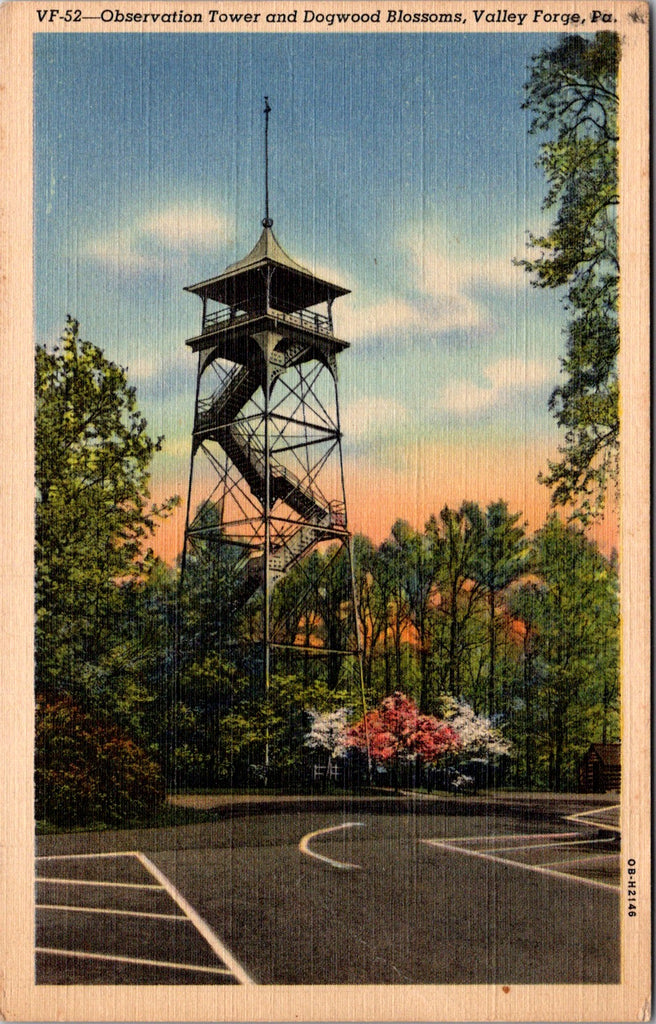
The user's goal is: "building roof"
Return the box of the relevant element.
[223,225,308,276]
[185,225,350,309]
[586,743,621,766]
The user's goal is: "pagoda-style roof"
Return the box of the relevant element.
[185,225,350,312]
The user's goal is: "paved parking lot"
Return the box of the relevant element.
[36,797,620,985]
[36,851,252,984]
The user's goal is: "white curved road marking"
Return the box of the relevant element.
[299,822,365,869]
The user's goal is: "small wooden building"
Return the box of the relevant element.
[579,743,621,793]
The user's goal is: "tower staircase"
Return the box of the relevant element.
[193,347,341,601]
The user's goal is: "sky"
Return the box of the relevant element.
[34,29,617,560]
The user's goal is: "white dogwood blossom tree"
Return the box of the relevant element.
[304,708,351,765]
[442,698,512,757]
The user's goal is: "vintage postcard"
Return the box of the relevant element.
[0,0,650,1019]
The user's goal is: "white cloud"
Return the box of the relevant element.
[85,235,157,272]
[138,204,234,251]
[84,202,235,272]
[440,357,556,416]
[407,230,525,331]
[338,297,426,340]
[340,223,526,341]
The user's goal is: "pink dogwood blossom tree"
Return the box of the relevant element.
[347,692,460,779]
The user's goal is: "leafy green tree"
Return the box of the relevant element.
[168,652,254,786]
[463,501,529,718]
[519,33,620,522]
[378,528,413,691]
[509,515,619,790]
[351,535,393,696]
[218,674,351,781]
[380,521,435,710]
[425,506,486,703]
[35,317,178,707]
[179,501,252,665]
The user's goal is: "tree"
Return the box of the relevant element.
[179,501,252,665]
[425,505,486,702]
[378,529,413,691]
[35,317,178,705]
[304,707,350,764]
[218,674,351,782]
[351,535,393,696]
[519,33,620,522]
[35,694,164,827]
[441,697,511,758]
[463,501,529,718]
[380,521,435,710]
[347,692,460,786]
[508,515,619,790]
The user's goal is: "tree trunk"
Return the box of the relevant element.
[487,589,496,718]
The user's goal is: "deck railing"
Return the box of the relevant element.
[202,305,333,337]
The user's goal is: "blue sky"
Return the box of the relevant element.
[35,30,588,551]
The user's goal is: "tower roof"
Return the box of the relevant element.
[185,225,350,311]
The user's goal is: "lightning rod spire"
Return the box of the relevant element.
[263,96,273,228]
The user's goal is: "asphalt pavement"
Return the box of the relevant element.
[36,795,621,985]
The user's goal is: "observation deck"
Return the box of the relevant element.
[184,224,350,356]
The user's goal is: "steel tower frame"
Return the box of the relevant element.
[179,105,367,758]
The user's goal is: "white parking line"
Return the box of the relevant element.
[565,805,621,832]
[539,853,619,868]
[422,838,620,892]
[433,831,582,844]
[134,851,255,985]
[35,947,233,975]
[36,877,162,890]
[36,903,186,921]
[36,851,141,861]
[298,822,365,869]
[488,836,617,855]
[36,850,256,985]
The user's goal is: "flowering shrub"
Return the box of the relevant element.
[35,695,165,828]
[347,692,460,767]
[442,697,512,757]
[304,707,351,761]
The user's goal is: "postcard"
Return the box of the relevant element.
[0,1,650,1019]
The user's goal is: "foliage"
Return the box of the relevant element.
[167,653,259,786]
[169,656,352,786]
[270,543,356,689]
[304,707,351,760]
[508,515,619,789]
[347,692,460,768]
[35,317,178,705]
[381,521,435,711]
[463,501,529,717]
[220,674,352,774]
[35,695,165,828]
[33,320,621,800]
[441,697,511,757]
[179,501,251,664]
[518,33,620,521]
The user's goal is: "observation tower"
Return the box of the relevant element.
[180,100,365,732]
